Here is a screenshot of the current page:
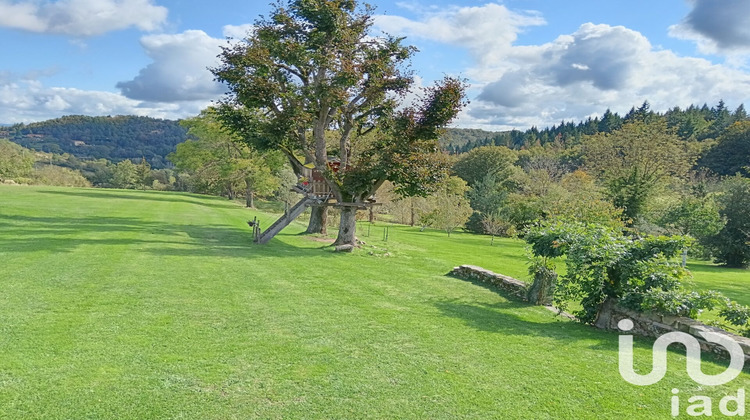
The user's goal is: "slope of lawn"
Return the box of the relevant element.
[687,261,750,307]
[0,185,747,419]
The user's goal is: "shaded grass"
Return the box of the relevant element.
[0,185,747,419]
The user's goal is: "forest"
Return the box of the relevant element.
[2,115,187,169]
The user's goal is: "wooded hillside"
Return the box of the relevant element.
[3,115,187,169]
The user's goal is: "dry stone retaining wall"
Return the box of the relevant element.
[450,264,750,361]
[449,265,528,301]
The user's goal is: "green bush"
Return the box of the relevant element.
[526,221,691,323]
[32,165,91,187]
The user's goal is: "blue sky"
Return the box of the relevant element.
[2,0,750,130]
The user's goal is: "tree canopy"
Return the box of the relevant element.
[582,119,697,221]
[170,109,284,207]
[212,0,466,245]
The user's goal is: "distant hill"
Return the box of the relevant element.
[5,115,188,168]
[439,128,501,152]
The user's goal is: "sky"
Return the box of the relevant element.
[2,0,750,130]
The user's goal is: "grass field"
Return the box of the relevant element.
[0,185,748,419]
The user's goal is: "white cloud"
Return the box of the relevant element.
[374,3,545,65]
[0,0,167,36]
[377,3,750,130]
[117,30,225,102]
[468,23,750,129]
[0,79,209,123]
[222,24,254,40]
[669,0,750,56]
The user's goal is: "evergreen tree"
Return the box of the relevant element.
[733,104,748,122]
[598,108,622,133]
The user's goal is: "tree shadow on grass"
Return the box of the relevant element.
[438,277,747,372]
[433,297,609,343]
[0,213,333,259]
[37,189,240,210]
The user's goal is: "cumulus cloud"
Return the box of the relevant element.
[0,0,167,37]
[470,23,750,129]
[0,79,209,123]
[669,0,750,54]
[116,30,225,102]
[375,3,750,130]
[222,24,254,40]
[374,3,545,64]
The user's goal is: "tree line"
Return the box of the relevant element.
[431,116,750,268]
[449,100,748,158]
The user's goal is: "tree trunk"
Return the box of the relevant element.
[306,205,328,235]
[681,248,688,268]
[246,190,254,208]
[333,206,357,246]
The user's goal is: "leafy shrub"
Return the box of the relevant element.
[719,302,750,337]
[32,165,91,187]
[527,220,750,336]
[526,221,691,323]
[636,289,725,318]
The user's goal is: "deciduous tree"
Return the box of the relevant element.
[708,176,750,268]
[582,119,697,222]
[0,139,34,181]
[170,109,282,205]
[212,0,466,246]
[420,176,472,237]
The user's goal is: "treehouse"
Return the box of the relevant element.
[253,160,379,244]
[299,164,333,200]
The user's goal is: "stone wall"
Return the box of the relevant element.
[449,265,528,301]
[596,297,750,362]
[450,264,750,362]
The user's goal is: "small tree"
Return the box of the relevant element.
[136,158,152,190]
[111,160,139,189]
[421,176,472,237]
[480,212,514,245]
[658,196,725,266]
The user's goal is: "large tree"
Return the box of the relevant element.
[582,119,697,222]
[212,0,465,246]
[698,121,750,177]
[170,109,282,206]
[708,176,750,268]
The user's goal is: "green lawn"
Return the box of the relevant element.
[688,261,750,307]
[0,185,747,419]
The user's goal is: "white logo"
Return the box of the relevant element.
[618,318,745,386]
